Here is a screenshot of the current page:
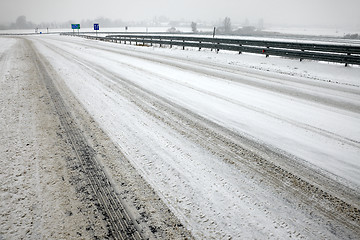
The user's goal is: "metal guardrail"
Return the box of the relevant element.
[61,33,360,66]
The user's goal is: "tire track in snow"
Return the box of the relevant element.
[36,37,360,238]
[84,55,360,149]
[26,39,143,240]
[51,36,360,90]
[37,38,360,150]
[46,36,360,113]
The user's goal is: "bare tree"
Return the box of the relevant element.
[10,16,34,29]
[191,22,198,33]
[223,17,232,33]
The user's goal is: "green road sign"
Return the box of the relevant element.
[71,24,80,30]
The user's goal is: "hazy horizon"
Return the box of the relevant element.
[1,0,360,30]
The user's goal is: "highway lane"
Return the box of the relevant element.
[26,35,360,239]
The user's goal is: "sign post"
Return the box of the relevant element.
[94,23,99,36]
[71,24,80,35]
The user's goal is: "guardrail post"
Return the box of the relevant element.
[265,47,269,57]
[345,53,350,67]
[160,38,162,48]
[239,44,242,54]
[183,40,185,50]
[300,49,304,62]
[199,41,201,51]
[216,43,219,53]
[170,39,172,48]
[151,38,153,46]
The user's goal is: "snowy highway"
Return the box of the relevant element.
[1,35,360,239]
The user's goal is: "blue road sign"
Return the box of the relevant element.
[71,24,80,30]
[94,23,99,31]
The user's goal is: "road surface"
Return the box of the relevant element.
[1,34,359,239]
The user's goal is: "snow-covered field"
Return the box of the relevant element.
[265,26,360,37]
[1,34,360,239]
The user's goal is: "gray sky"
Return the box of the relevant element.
[1,0,360,28]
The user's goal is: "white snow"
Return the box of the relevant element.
[28,34,360,239]
[265,26,360,37]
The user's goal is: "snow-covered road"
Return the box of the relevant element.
[35,35,360,185]
[3,35,360,239]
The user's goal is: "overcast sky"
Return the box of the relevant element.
[1,0,360,28]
